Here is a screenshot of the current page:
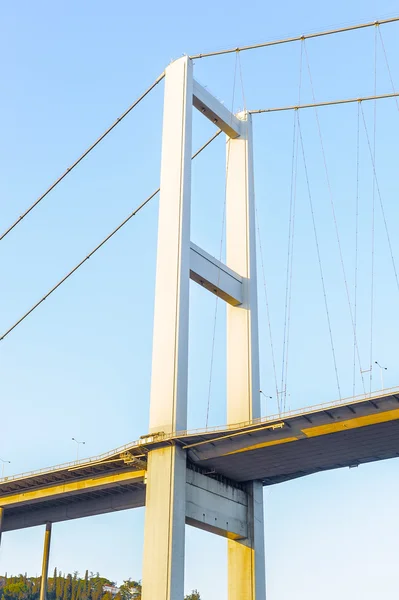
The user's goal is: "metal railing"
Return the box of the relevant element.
[0,439,142,485]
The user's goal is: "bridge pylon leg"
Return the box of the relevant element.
[39,522,52,600]
[0,506,3,548]
[142,55,193,600]
[226,113,266,600]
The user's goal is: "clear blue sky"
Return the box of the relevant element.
[1,0,399,597]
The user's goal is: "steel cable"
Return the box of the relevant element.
[297,114,342,399]
[0,72,165,243]
[0,130,221,342]
[303,40,366,394]
[360,104,399,295]
[280,41,303,412]
[190,16,399,60]
[206,53,239,428]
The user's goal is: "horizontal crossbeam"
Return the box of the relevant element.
[190,242,243,306]
[186,469,248,540]
[1,467,250,541]
[193,80,242,138]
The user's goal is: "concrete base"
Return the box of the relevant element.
[228,481,266,600]
[228,482,266,600]
[142,447,186,600]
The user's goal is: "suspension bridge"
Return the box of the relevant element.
[1,15,399,600]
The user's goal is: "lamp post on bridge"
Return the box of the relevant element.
[0,458,10,478]
[260,390,272,416]
[374,361,387,390]
[72,438,85,461]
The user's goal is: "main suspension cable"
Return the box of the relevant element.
[249,91,399,114]
[0,72,165,243]
[190,16,399,59]
[0,130,221,342]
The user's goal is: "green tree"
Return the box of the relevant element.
[84,572,89,597]
[1,571,200,600]
[119,580,141,600]
[2,581,29,600]
[62,574,72,600]
[184,591,201,600]
[55,574,63,600]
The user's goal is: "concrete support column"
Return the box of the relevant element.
[142,447,186,600]
[226,113,266,600]
[39,522,52,600]
[142,55,193,600]
[0,507,4,547]
[226,113,260,424]
[227,482,265,599]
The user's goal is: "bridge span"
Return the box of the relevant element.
[2,36,399,598]
[1,387,398,534]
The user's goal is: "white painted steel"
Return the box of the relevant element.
[148,56,193,436]
[190,241,243,306]
[226,112,266,600]
[142,56,192,600]
[143,447,187,600]
[226,113,261,423]
[193,80,242,138]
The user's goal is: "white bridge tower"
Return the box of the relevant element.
[142,56,266,600]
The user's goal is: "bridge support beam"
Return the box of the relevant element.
[39,522,52,600]
[143,447,187,600]
[226,113,266,599]
[142,55,193,600]
[186,469,248,540]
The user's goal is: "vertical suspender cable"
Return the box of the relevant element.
[206,53,239,427]
[303,40,366,394]
[369,26,378,393]
[297,115,342,399]
[353,103,360,397]
[378,28,399,114]
[256,208,280,412]
[360,103,399,295]
[280,111,297,413]
[281,41,303,412]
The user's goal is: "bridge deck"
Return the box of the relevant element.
[1,388,399,530]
